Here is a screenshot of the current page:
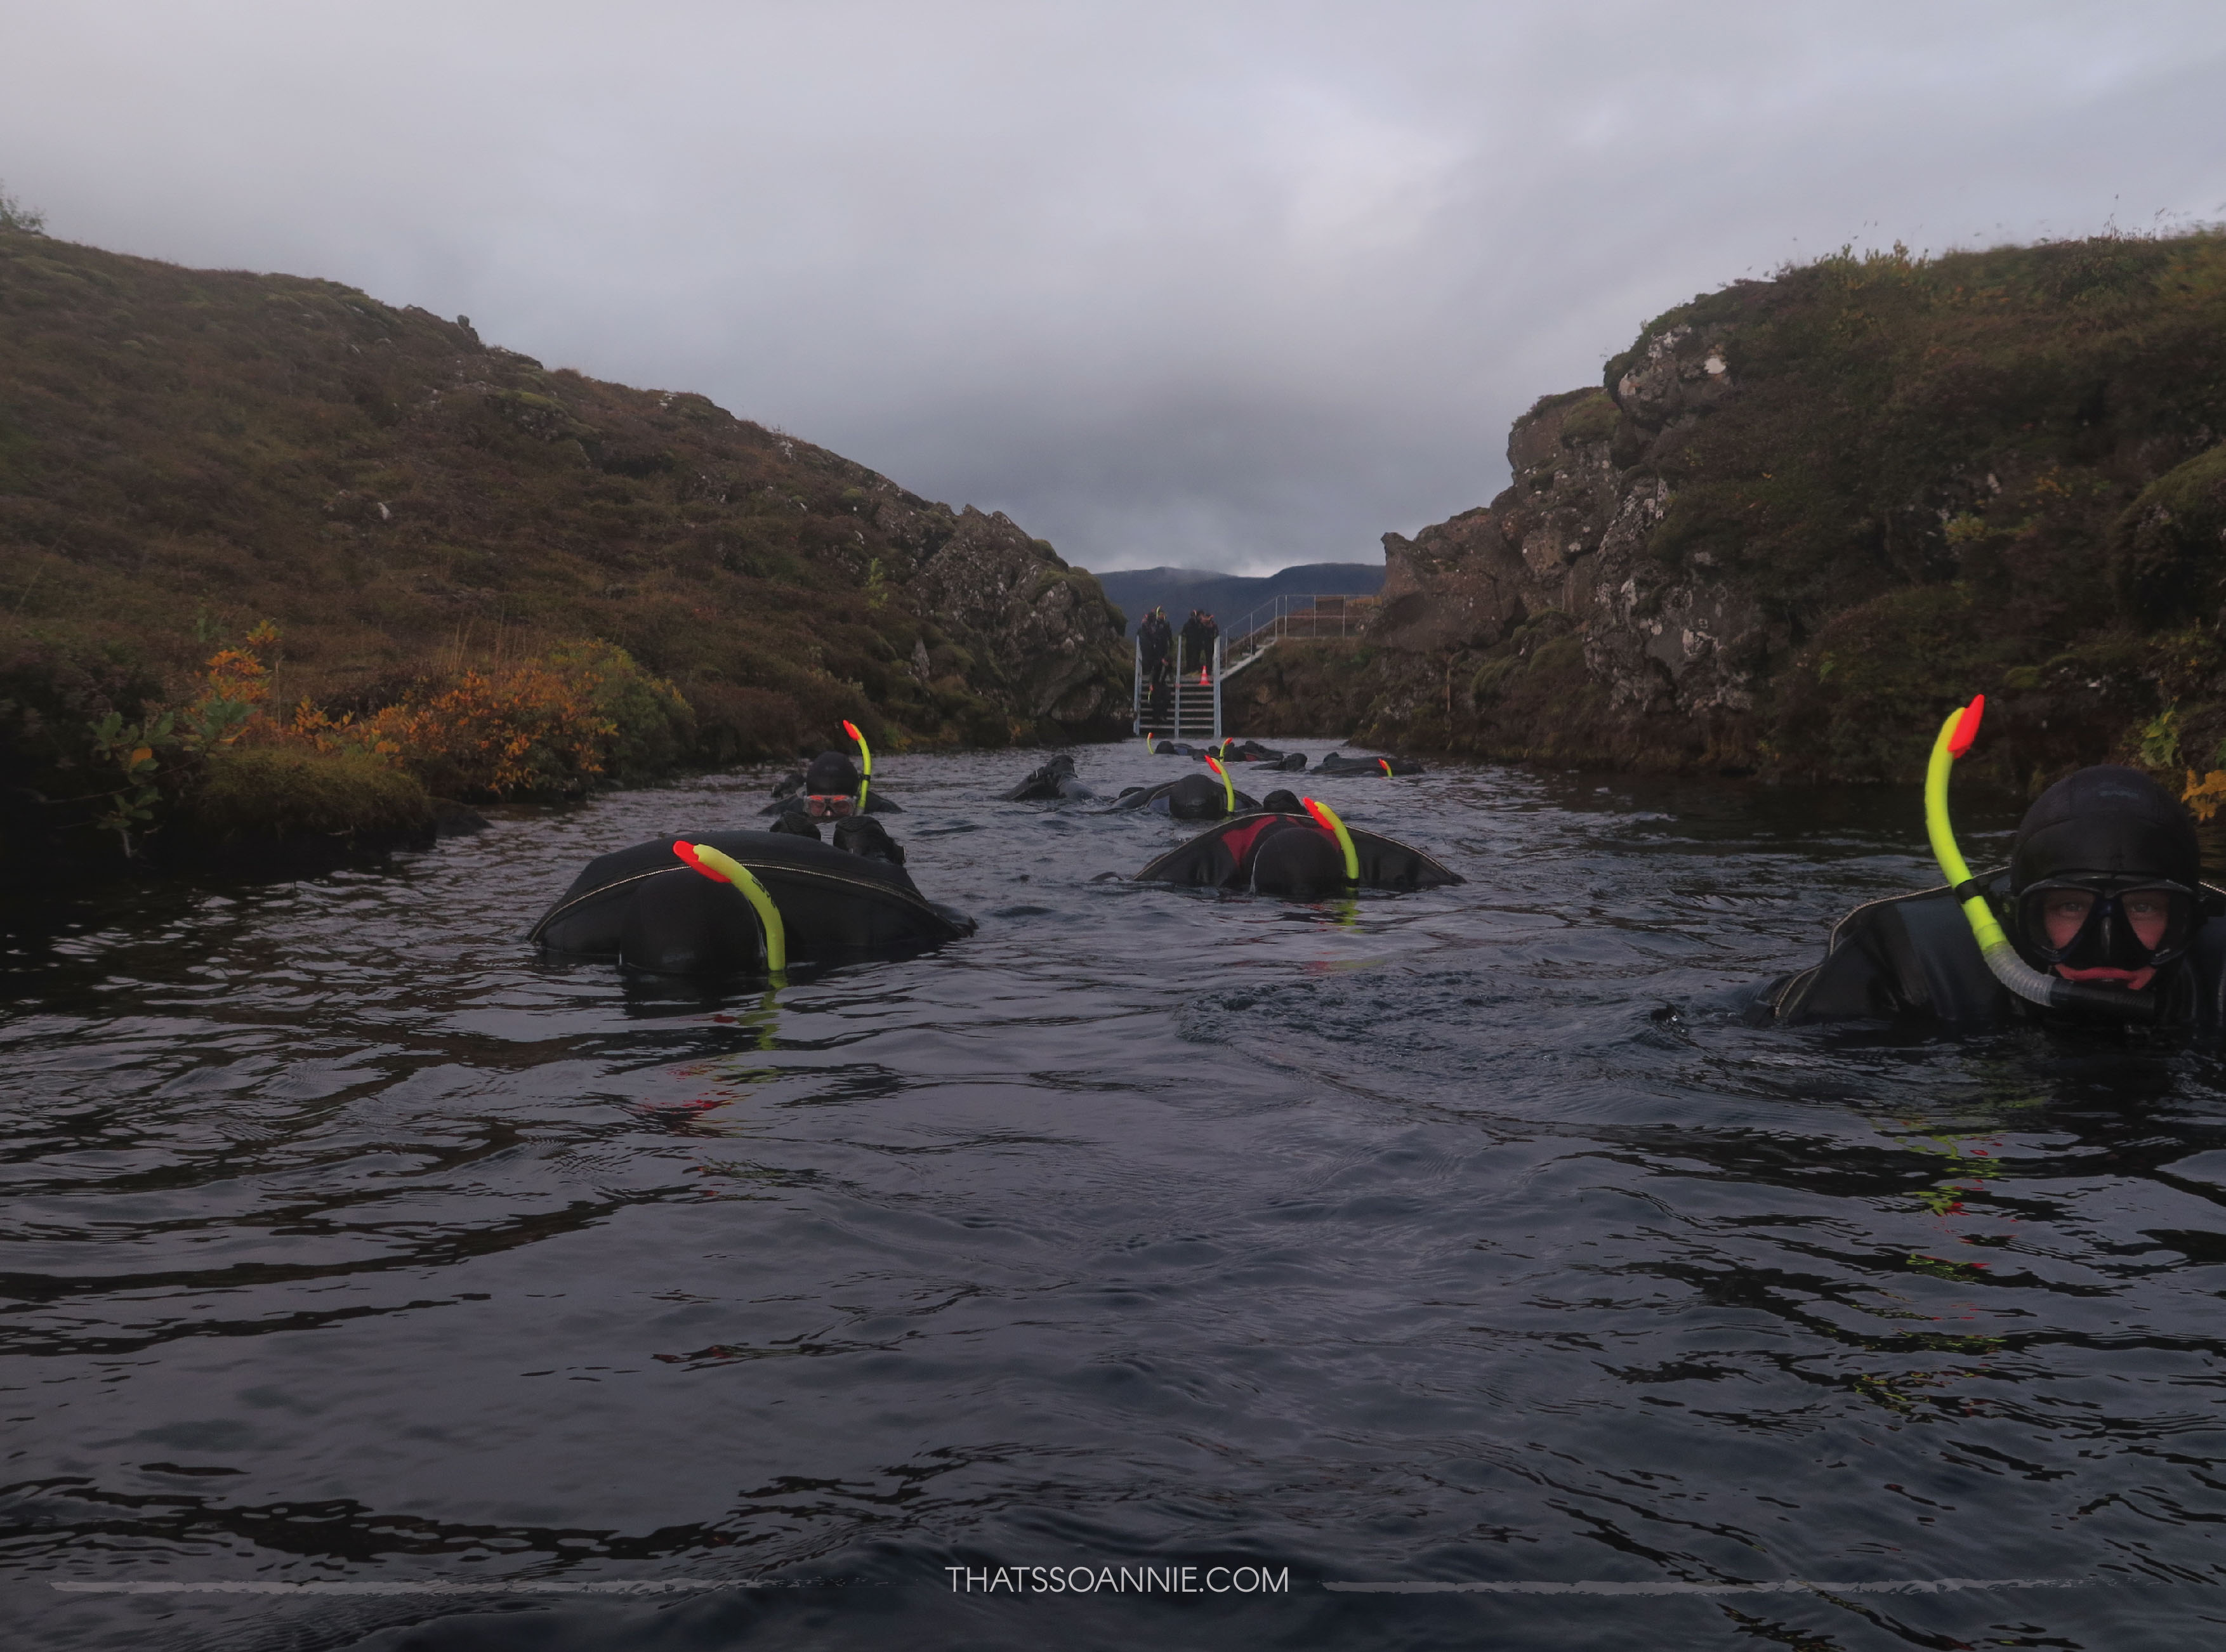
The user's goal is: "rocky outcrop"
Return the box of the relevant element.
[1288,233,2226,785]
[909,506,1129,731]
[1367,365,1772,768]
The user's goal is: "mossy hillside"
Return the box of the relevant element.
[0,226,1126,867]
[1629,236,2226,782]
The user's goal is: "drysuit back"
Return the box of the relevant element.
[1133,812,1463,892]
[530,830,973,976]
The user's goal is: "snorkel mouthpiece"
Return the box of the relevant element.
[674,841,788,976]
[1301,796,1360,883]
[841,720,872,810]
[1924,697,2155,1022]
[1205,754,1235,814]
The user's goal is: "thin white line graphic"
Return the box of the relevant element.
[1323,1578,2118,1596]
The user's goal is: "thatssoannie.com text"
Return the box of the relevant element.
[946,1564,1291,1595]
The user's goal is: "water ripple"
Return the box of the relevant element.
[6,754,2226,1649]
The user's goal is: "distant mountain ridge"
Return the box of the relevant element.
[1091,562,1384,635]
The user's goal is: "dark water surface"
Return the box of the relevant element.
[6,747,2225,1651]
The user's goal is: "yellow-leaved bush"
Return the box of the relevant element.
[288,639,693,800]
[2183,770,2226,825]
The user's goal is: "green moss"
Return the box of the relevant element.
[2111,443,2226,625]
[1770,585,2010,781]
[544,639,695,781]
[1524,386,1603,422]
[1555,391,1620,447]
[188,746,432,840]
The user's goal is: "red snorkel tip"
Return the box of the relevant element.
[841,719,862,742]
[672,839,725,882]
[1947,695,1985,758]
[1301,797,1333,831]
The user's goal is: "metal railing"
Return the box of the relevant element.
[1222,593,1378,677]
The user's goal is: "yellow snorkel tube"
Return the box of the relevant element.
[1300,796,1360,884]
[1205,754,1236,814]
[842,719,872,811]
[674,841,788,978]
[1925,695,2154,1021]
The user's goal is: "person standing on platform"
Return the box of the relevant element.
[1137,606,1173,722]
[1180,609,1209,683]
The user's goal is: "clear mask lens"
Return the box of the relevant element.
[2018,881,2194,969]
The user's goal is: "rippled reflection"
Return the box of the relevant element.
[5,753,2225,1650]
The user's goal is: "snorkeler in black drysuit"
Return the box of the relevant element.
[1003,753,1094,801]
[1129,802,1462,897]
[1109,771,1262,820]
[1211,739,1307,771]
[1312,751,1426,777]
[762,747,902,837]
[531,822,970,976]
[1141,735,1305,770]
[1756,764,2226,1032]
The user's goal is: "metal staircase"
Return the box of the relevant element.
[1133,636,1222,741]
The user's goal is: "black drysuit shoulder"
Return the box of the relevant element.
[1131,812,1463,891]
[530,830,973,976]
[1760,882,2013,1029]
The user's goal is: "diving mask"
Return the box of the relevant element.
[2012,875,2196,973]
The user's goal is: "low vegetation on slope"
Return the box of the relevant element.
[0,226,1127,870]
[1295,232,2226,797]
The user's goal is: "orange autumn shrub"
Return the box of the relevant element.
[363,662,617,798]
[286,639,690,800]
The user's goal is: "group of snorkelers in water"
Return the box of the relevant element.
[530,696,2226,1040]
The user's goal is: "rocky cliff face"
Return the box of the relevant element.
[1373,364,1769,767]
[907,505,1129,731]
[1329,233,2226,786]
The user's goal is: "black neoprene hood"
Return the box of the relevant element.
[2008,765,2201,892]
[1249,825,1344,899]
[805,751,862,794]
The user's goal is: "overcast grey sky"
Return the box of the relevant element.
[4,3,2223,574]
